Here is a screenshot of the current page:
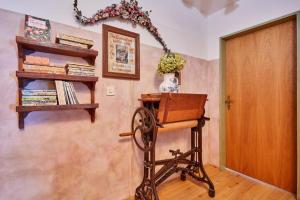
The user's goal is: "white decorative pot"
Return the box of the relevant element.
[159,73,179,93]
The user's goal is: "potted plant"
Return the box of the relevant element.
[157,53,186,93]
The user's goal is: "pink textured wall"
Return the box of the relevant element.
[207,60,220,167]
[0,9,215,200]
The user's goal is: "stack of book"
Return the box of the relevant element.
[22,90,57,106]
[23,55,66,74]
[55,80,79,105]
[56,34,94,49]
[67,63,95,77]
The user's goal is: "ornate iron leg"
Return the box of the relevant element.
[195,118,215,197]
[135,137,159,200]
[180,128,195,181]
[133,107,158,200]
[179,118,215,197]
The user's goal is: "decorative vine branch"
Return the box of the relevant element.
[73,0,170,53]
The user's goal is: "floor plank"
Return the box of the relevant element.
[125,165,296,200]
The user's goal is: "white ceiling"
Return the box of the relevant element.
[182,0,239,16]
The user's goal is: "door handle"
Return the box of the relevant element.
[225,95,233,109]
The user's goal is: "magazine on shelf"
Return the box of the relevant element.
[25,15,51,41]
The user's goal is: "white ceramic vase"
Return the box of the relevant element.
[159,73,179,93]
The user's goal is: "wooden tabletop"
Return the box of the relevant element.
[139,93,161,102]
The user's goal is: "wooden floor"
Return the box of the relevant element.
[126,165,296,200]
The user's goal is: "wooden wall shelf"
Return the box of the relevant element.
[16,71,98,83]
[16,36,98,65]
[16,36,99,129]
[16,104,99,129]
[16,104,99,112]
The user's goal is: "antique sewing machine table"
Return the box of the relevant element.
[120,93,215,200]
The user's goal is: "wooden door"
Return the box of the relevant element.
[225,18,297,193]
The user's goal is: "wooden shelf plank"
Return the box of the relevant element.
[16,36,98,60]
[16,71,98,82]
[16,104,99,112]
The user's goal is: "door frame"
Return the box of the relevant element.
[219,11,300,198]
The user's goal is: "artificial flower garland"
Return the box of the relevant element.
[73,0,170,53]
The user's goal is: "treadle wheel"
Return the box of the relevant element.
[132,107,157,152]
[208,189,215,198]
[180,173,187,181]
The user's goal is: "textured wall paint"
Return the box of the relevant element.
[1,0,298,61]
[0,0,208,59]
[207,60,220,166]
[207,0,300,59]
[0,9,212,200]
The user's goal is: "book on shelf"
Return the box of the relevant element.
[23,69,66,75]
[22,89,58,106]
[23,63,65,69]
[68,82,79,104]
[22,101,58,106]
[58,39,89,49]
[25,15,51,41]
[22,89,57,96]
[66,82,76,104]
[63,81,70,104]
[23,63,66,74]
[65,82,79,104]
[56,33,94,48]
[68,68,94,72]
[68,72,95,77]
[22,96,57,101]
[64,82,70,104]
[66,63,94,69]
[66,62,95,77]
[25,55,50,65]
[55,80,79,105]
[55,81,66,105]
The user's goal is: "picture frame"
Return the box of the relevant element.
[102,24,140,80]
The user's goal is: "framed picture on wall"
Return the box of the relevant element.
[102,24,140,80]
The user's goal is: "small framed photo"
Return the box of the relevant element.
[102,24,140,80]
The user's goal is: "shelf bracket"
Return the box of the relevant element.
[85,108,96,123]
[18,111,30,129]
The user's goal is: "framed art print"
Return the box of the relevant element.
[102,24,140,80]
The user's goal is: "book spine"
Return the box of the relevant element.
[22,100,57,104]
[67,82,75,104]
[22,90,57,96]
[68,68,95,72]
[58,39,89,49]
[67,63,94,68]
[65,82,71,104]
[66,82,74,104]
[23,69,66,75]
[22,96,57,101]
[69,83,79,104]
[23,64,66,71]
[63,81,70,104]
[68,72,95,77]
[57,33,94,46]
[24,56,50,65]
[22,102,57,106]
[55,80,66,105]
